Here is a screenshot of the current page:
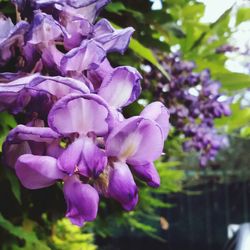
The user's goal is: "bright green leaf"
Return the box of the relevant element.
[215,103,250,131]
[240,126,250,138]
[105,2,126,14]
[213,72,250,91]
[236,8,250,26]
[110,22,170,80]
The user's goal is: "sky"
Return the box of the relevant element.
[200,0,250,74]
[150,0,245,22]
[199,0,236,23]
[150,0,250,74]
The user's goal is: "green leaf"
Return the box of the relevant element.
[215,103,250,131]
[105,2,126,13]
[155,160,181,169]
[0,112,17,151]
[129,38,170,80]
[189,7,231,53]
[127,217,156,233]
[51,218,97,250]
[0,214,50,250]
[105,2,143,19]
[213,72,250,91]
[236,8,250,26]
[5,168,21,204]
[240,126,250,138]
[110,22,170,80]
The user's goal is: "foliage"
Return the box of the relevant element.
[0,213,97,250]
[51,218,97,250]
[0,213,50,250]
[88,160,184,240]
[0,112,17,150]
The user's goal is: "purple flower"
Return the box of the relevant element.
[15,154,65,189]
[15,153,99,226]
[61,40,106,73]
[86,111,167,211]
[63,16,93,50]
[1,0,170,227]
[63,0,111,23]
[3,123,62,169]
[0,75,90,116]
[24,12,68,71]
[6,93,114,225]
[93,19,134,54]
[140,101,170,139]
[48,93,114,136]
[97,66,142,109]
[101,115,165,208]
[142,52,231,166]
[26,12,65,45]
[4,92,169,223]
[63,175,99,226]
[0,15,29,66]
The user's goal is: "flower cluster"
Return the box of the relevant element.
[0,0,170,226]
[143,52,230,166]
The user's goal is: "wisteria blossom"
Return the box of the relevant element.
[143,52,231,166]
[0,0,170,226]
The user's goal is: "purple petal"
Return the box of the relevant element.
[18,88,53,117]
[35,0,100,8]
[132,162,160,188]
[61,40,106,73]
[94,19,134,54]
[22,43,41,69]
[0,72,28,83]
[140,101,170,139]
[53,137,107,178]
[63,175,99,226]
[87,59,113,90]
[98,66,141,108]
[64,16,93,50]
[0,72,25,84]
[48,93,113,136]
[57,139,84,174]
[0,16,29,65]
[0,78,27,91]
[108,162,138,211]
[27,12,66,45]
[0,15,14,41]
[66,0,99,8]
[29,75,90,98]
[3,125,61,168]
[78,137,107,178]
[15,154,65,189]
[3,141,31,169]
[106,117,164,165]
[66,72,95,91]
[65,0,110,23]
[7,125,60,144]
[41,45,63,71]
[46,140,64,158]
[34,0,62,8]
[0,74,39,112]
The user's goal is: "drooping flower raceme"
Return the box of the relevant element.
[142,52,230,166]
[0,0,170,226]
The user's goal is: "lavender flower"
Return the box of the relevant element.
[0,14,29,66]
[143,52,231,166]
[5,94,168,225]
[0,0,170,226]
